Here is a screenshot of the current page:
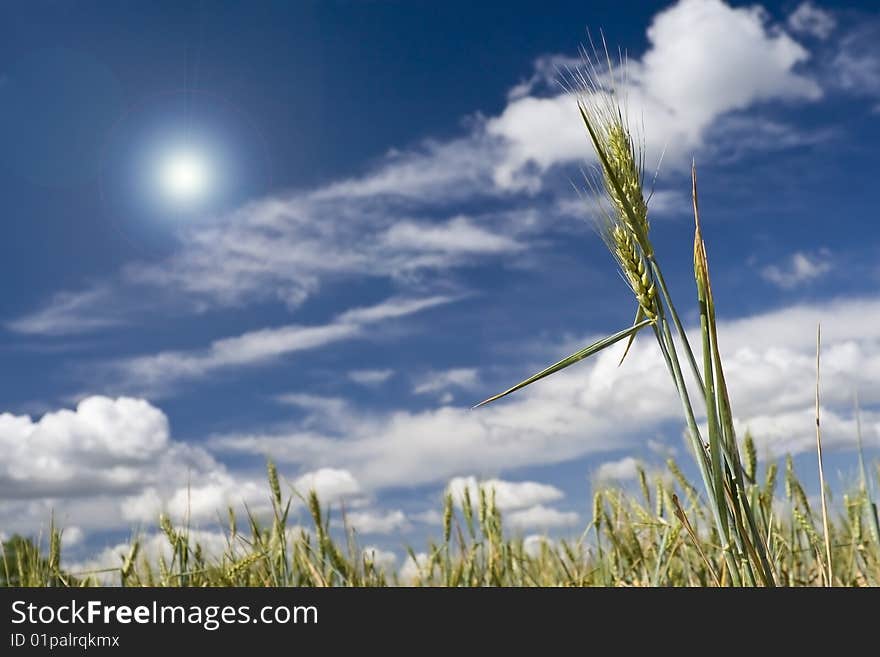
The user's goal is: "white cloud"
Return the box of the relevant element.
[506,54,583,101]
[413,368,479,395]
[0,396,273,535]
[412,509,443,525]
[595,456,643,482]
[9,295,880,550]
[13,0,831,338]
[522,534,556,558]
[5,287,123,336]
[292,468,361,503]
[362,546,397,571]
[645,189,691,217]
[0,396,170,497]
[446,476,564,511]
[731,406,880,459]
[487,0,821,188]
[275,394,348,416]
[114,295,455,393]
[210,296,880,492]
[487,94,588,191]
[348,369,395,386]
[787,2,836,40]
[399,551,432,583]
[383,216,522,255]
[165,480,267,524]
[761,250,832,289]
[336,295,456,325]
[311,134,499,203]
[61,526,84,548]
[506,505,579,530]
[634,0,821,136]
[124,169,511,313]
[119,324,358,391]
[343,509,408,535]
[65,529,232,584]
[833,23,880,98]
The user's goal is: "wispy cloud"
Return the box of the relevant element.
[413,368,479,396]
[336,295,457,324]
[383,216,522,255]
[12,0,846,338]
[209,296,880,490]
[348,369,395,386]
[833,21,880,99]
[787,2,837,40]
[6,287,123,336]
[114,295,456,393]
[761,250,832,289]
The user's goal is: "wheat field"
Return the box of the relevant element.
[4,42,878,589]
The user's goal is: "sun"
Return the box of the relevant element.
[157,147,211,205]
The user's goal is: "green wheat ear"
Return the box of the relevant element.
[475,49,659,408]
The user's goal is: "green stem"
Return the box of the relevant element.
[651,312,741,585]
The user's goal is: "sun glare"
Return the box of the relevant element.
[157,148,211,204]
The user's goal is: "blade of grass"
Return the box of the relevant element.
[617,305,645,366]
[692,164,774,586]
[473,318,653,407]
[854,392,880,545]
[815,323,833,585]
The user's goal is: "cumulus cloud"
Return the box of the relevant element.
[0,396,273,535]
[8,294,880,548]
[362,546,397,571]
[292,468,362,503]
[506,505,579,530]
[487,0,821,189]
[444,476,577,532]
[399,551,432,583]
[761,250,832,289]
[120,477,268,525]
[342,509,409,535]
[1,396,171,498]
[522,534,556,558]
[595,457,643,482]
[210,296,880,491]
[731,406,879,459]
[64,529,232,584]
[446,476,564,511]
[61,526,84,548]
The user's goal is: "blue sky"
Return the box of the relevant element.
[2,0,880,572]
